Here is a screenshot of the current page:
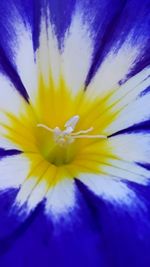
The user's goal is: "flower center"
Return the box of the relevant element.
[37,115,107,166]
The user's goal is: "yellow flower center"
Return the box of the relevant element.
[37,115,106,166]
[1,77,119,188]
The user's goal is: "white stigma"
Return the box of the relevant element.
[37,115,107,146]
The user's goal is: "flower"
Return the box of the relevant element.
[0,0,150,266]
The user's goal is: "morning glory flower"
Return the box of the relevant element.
[0,0,150,266]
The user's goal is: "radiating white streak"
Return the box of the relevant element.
[100,164,147,185]
[109,76,150,112]
[28,181,48,211]
[15,166,76,217]
[78,173,148,218]
[45,179,75,217]
[105,92,150,135]
[0,73,24,116]
[46,13,60,86]
[105,158,150,181]
[36,18,51,86]
[87,40,141,98]
[108,67,150,104]
[15,177,38,206]
[15,157,49,209]
[99,68,150,135]
[78,173,135,205]
[61,11,93,94]
[31,11,60,101]
[15,23,38,105]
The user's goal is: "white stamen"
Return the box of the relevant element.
[37,115,107,146]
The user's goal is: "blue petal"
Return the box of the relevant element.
[0,0,33,100]
[0,0,149,95]
[48,0,76,49]
[85,0,150,85]
[0,188,107,267]
[0,182,150,267]
[0,189,21,243]
[76,180,150,267]
[0,1,149,266]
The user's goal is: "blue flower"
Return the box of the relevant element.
[0,0,149,266]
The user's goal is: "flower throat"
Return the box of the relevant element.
[37,115,107,166]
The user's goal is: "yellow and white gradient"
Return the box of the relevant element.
[0,11,150,217]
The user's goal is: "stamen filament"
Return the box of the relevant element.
[71,127,94,136]
[73,134,107,139]
[37,124,54,132]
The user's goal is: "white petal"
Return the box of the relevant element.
[0,137,16,150]
[0,154,29,190]
[45,179,76,218]
[78,173,135,206]
[62,10,93,94]
[109,133,150,164]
